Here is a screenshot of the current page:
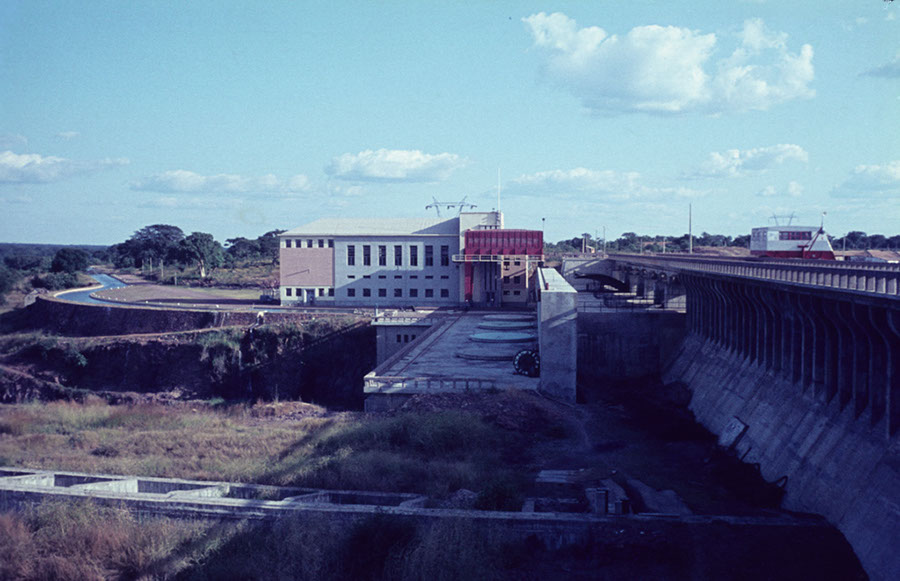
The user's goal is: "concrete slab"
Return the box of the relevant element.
[365,312,540,395]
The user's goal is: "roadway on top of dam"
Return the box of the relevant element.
[607,253,900,298]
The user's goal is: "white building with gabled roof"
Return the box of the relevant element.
[279,212,503,307]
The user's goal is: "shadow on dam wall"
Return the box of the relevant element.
[577,311,687,399]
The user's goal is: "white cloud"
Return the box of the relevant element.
[0,150,128,184]
[0,134,27,150]
[688,144,808,178]
[861,54,900,78]
[325,149,467,182]
[137,196,242,210]
[508,167,702,200]
[758,180,803,197]
[832,160,900,196]
[56,131,80,140]
[523,13,814,114]
[131,170,313,195]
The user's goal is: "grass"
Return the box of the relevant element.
[0,400,534,501]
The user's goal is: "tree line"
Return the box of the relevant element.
[546,230,900,255]
[107,225,284,277]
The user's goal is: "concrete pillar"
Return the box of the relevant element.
[831,301,855,412]
[866,305,889,428]
[886,311,900,436]
[843,303,871,418]
[537,268,577,403]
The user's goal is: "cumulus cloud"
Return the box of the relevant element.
[325,149,467,182]
[508,167,702,200]
[523,13,814,114]
[758,180,803,197]
[131,170,312,195]
[0,150,128,184]
[688,144,808,178]
[832,161,900,196]
[861,54,900,78]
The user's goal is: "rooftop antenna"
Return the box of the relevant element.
[425,195,476,217]
[496,168,501,215]
[770,212,797,226]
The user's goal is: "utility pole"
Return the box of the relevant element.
[602,226,607,254]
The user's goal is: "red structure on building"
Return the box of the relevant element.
[458,229,544,306]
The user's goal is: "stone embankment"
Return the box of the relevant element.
[28,295,320,336]
[666,334,900,581]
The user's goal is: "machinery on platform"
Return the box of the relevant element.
[750,225,835,260]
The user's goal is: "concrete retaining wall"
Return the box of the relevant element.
[578,312,686,391]
[27,296,328,336]
[665,334,900,581]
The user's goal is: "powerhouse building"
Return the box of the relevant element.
[279,211,543,307]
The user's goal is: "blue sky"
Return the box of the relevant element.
[1,1,898,245]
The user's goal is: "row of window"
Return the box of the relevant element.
[346,288,450,299]
[502,275,523,284]
[284,239,334,248]
[779,231,813,241]
[347,244,450,267]
[284,288,334,297]
[347,274,450,280]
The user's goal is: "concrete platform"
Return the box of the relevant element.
[364,312,541,399]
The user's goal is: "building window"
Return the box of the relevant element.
[410,246,418,266]
[328,239,334,248]
[318,239,324,248]
[403,334,409,342]
[503,276,510,283]
[410,275,418,279]
[328,288,334,296]
[396,335,402,343]
[440,245,449,266]
[394,288,402,298]
[286,288,292,297]
[513,290,521,296]
[440,289,449,298]
[348,275,355,279]
[503,290,510,296]
[307,239,313,248]
[425,289,434,298]
[378,288,387,297]
[318,288,324,296]
[363,275,371,279]
[394,245,403,266]
[363,288,371,297]
[347,288,356,297]
[425,245,434,266]
[514,260,521,266]
[378,275,386,279]
[285,239,292,248]
[425,275,433,280]
[347,245,355,266]
[394,275,402,279]
[409,288,418,298]
[363,245,371,266]
[504,261,510,267]
[513,276,521,284]
[440,275,449,280]
[378,245,387,266]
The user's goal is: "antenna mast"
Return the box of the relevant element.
[425,195,477,217]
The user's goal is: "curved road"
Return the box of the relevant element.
[55,273,127,305]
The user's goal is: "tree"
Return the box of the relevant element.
[131,224,185,268]
[256,229,286,265]
[225,237,262,263]
[50,248,90,273]
[179,232,224,278]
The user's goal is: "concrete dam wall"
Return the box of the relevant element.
[666,335,899,581]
